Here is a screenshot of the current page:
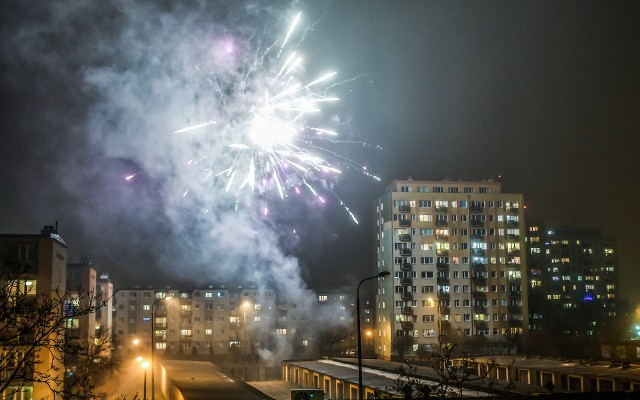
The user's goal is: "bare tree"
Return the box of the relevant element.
[430,343,515,399]
[314,324,351,356]
[393,333,414,361]
[1,258,106,399]
[377,362,432,400]
[64,328,122,399]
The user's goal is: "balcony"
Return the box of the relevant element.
[472,291,487,300]
[435,206,448,213]
[507,275,521,283]
[505,219,519,227]
[435,219,448,227]
[507,248,521,255]
[437,291,450,299]
[472,276,486,286]
[401,292,413,301]
[508,319,523,327]
[472,262,487,271]
[505,206,519,214]
[506,262,520,270]
[400,248,412,257]
[400,277,413,286]
[400,262,412,271]
[508,291,521,298]
[437,277,449,285]
[401,321,414,331]
[473,320,488,329]
[470,234,484,241]
[471,249,486,256]
[470,206,484,213]
[399,205,411,213]
[506,234,520,241]
[471,220,485,227]
[436,263,448,271]
[435,234,449,241]
[399,219,411,227]
[439,306,450,315]
[473,305,486,313]
[399,234,412,242]
[402,306,413,315]
[507,304,521,313]
[436,249,449,256]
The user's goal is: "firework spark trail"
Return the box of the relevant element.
[173,120,216,134]
[171,12,379,223]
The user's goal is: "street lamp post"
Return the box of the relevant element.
[141,360,150,400]
[357,271,390,400]
[151,296,168,400]
[242,301,251,380]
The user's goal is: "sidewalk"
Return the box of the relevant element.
[247,380,296,400]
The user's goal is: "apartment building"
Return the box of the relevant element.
[114,286,317,358]
[0,225,68,399]
[374,180,528,359]
[66,258,114,354]
[526,224,618,335]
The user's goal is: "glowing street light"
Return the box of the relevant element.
[357,271,390,400]
[141,360,150,400]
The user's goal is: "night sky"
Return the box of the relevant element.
[1,1,639,304]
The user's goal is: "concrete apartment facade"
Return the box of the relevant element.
[0,226,68,400]
[114,286,324,358]
[373,180,528,359]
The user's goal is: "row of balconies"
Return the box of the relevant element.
[395,318,522,330]
[395,205,519,214]
[394,249,523,258]
[396,262,524,275]
[394,218,522,229]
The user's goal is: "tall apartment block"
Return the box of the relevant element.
[66,257,114,354]
[374,180,528,359]
[114,286,319,358]
[0,226,68,399]
[526,225,617,334]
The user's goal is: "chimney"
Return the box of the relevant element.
[41,224,57,236]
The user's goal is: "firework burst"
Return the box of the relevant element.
[176,12,379,223]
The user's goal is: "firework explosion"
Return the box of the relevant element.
[175,12,380,223]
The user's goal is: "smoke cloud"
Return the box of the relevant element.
[1,0,346,299]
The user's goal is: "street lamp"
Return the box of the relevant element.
[357,271,390,400]
[242,301,251,380]
[151,296,169,400]
[141,360,150,400]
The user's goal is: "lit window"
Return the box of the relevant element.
[65,318,80,329]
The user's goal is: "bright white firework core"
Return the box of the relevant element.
[249,112,296,151]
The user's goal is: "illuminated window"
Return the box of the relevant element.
[65,318,80,329]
